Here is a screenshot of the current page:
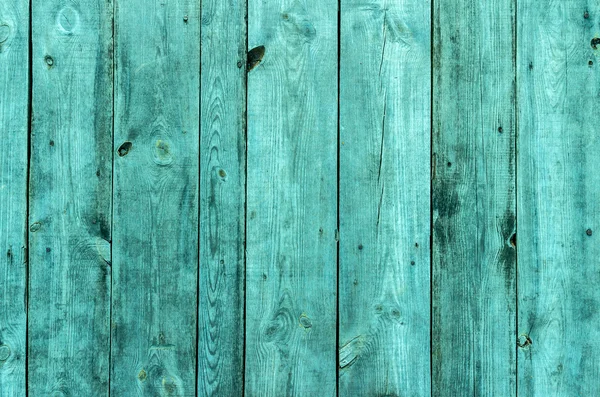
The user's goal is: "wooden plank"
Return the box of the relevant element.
[244,0,338,395]
[432,0,517,395]
[517,3,600,395]
[338,0,431,395]
[110,0,200,395]
[198,0,246,395]
[28,0,113,395]
[0,0,28,395]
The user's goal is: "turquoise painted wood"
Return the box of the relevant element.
[517,2,600,395]
[339,0,431,395]
[28,0,113,395]
[0,0,28,395]
[198,0,246,395]
[111,0,200,395]
[244,0,338,395]
[432,0,517,395]
[5,1,600,395]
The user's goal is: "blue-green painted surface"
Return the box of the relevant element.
[0,1,28,395]
[28,0,113,394]
[0,1,598,395]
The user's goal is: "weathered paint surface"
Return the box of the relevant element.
[517,2,600,395]
[198,0,246,395]
[432,0,517,395]
[1,1,599,396]
[244,0,338,395]
[339,0,431,395]
[28,0,113,394]
[111,0,200,395]
[0,0,28,395]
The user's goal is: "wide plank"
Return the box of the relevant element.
[432,0,517,394]
[339,0,431,395]
[110,0,200,395]
[28,0,113,394]
[517,2,600,395]
[244,0,338,394]
[198,0,246,395]
[0,0,28,394]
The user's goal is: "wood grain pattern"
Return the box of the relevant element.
[517,2,600,395]
[28,0,113,395]
[244,0,338,395]
[339,0,431,395]
[111,0,200,395]
[432,0,517,395]
[198,0,246,395]
[0,1,28,395]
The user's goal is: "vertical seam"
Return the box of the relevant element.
[195,0,202,396]
[514,0,519,394]
[242,0,249,394]
[25,0,33,394]
[108,0,116,395]
[429,0,435,395]
[335,1,341,396]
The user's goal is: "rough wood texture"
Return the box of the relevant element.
[339,0,431,395]
[198,0,246,395]
[517,2,600,395]
[244,0,338,395]
[28,1,113,395]
[111,0,200,395]
[432,0,517,395]
[0,1,28,395]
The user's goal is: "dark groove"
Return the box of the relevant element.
[108,0,116,395]
[242,0,249,394]
[429,0,434,395]
[514,0,519,395]
[335,1,341,396]
[25,0,33,394]
[195,1,202,396]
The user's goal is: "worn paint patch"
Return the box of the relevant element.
[56,6,80,34]
[339,335,365,369]
[281,10,316,43]
[0,24,10,44]
[153,139,173,166]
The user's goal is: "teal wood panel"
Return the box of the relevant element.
[244,0,339,394]
[517,2,600,395]
[111,0,200,395]
[28,0,113,395]
[0,0,28,394]
[432,0,517,395]
[339,0,431,395]
[198,0,246,395]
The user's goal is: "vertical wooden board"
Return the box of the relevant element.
[517,2,600,395]
[198,0,246,395]
[339,0,431,395]
[432,0,516,395]
[111,0,200,395]
[244,0,338,395]
[27,0,113,395]
[0,0,28,395]
[28,0,113,395]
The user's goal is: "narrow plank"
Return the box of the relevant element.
[111,0,200,395]
[0,0,28,394]
[517,2,600,395]
[339,0,431,395]
[198,0,246,395]
[28,0,113,395]
[244,0,338,395]
[432,0,517,395]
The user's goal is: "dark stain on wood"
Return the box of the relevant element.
[247,45,265,71]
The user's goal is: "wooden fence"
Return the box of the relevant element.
[1,0,598,395]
